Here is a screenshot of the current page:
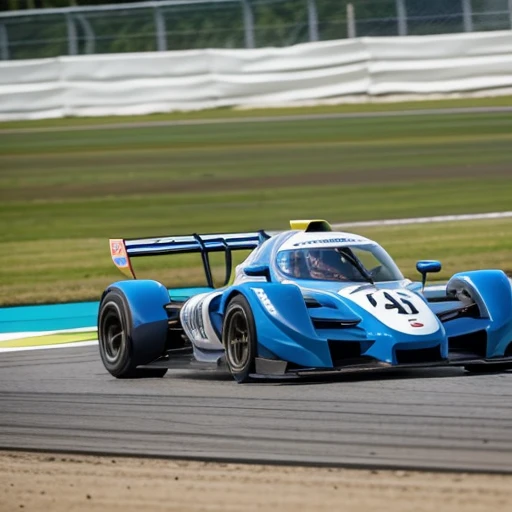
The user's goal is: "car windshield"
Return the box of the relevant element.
[276,244,403,283]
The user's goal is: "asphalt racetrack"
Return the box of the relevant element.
[0,345,511,473]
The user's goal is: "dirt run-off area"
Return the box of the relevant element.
[0,451,510,512]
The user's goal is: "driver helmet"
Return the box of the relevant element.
[277,250,306,278]
[305,249,350,280]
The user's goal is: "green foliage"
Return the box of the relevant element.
[5,14,68,59]
[3,0,505,59]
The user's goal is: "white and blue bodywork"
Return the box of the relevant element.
[98,220,512,381]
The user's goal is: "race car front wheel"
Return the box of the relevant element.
[98,289,167,378]
[223,295,257,383]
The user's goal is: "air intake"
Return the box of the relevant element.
[328,340,363,366]
[448,330,487,358]
[312,318,360,329]
[395,345,443,365]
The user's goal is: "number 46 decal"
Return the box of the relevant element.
[366,291,419,315]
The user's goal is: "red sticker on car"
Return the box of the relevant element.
[111,241,123,255]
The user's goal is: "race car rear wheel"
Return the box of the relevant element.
[99,289,167,379]
[223,295,257,383]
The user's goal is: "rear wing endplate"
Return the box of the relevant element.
[109,231,270,288]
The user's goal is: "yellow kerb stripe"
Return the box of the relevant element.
[1,331,97,348]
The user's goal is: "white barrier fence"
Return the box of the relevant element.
[1,30,512,121]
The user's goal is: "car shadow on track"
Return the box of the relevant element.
[166,366,479,386]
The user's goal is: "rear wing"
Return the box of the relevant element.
[109,230,270,288]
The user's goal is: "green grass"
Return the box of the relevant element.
[360,218,512,280]
[1,94,511,130]
[0,218,510,306]
[0,100,511,306]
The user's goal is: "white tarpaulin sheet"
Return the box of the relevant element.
[0,31,511,120]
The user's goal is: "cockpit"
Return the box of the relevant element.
[276,244,403,283]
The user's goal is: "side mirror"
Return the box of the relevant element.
[244,264,271,282]
[416,260,442,290]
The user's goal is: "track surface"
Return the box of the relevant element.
[0,346,511,473]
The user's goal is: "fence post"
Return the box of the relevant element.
[154,7,167,51]
[66,14,78,55]
[241,0,255,48]
[0,23,8,60]
[76,14,96,54]
[462,0,473,32]
[347,3,356,38]
[307,0,319,42]
[396,0,407,36]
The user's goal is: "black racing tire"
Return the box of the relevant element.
[98,289,167,379]
[464,363,512,374]
[222,295,257,383]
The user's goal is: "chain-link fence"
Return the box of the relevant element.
[0,0,511,60]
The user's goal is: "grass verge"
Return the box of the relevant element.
[1,95,511,130]
[0,218,510,306]
[0,105,510,305]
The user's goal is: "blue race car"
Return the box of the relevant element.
[98,220,512,382]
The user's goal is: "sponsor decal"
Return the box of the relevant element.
[111,241,124,255]
[109,239,134,278]
[180,295,208,341]
[113,257,128,267]
[408,319,424,328]
[293,237,363,247]
[252,288,277,315]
